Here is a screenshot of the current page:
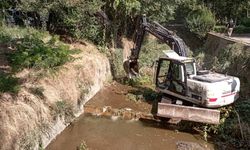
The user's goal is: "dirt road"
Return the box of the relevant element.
[215,33,250,45]
[230,34,250,44]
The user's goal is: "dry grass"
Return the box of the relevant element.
[0,41,111,149]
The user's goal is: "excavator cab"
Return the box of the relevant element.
[155,58,188,95]
[155,50,196,95]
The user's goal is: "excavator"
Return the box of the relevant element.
[123,15,240,124]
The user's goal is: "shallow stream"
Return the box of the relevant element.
[46,115,213,150]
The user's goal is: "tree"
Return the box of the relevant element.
[0,0,15,25]
[140,0,183,22]
[186,6,216,37]
[198,0,249,23]
[16,0,104,43]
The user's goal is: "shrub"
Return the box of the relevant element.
[110,48,125,78]
[213,25,226,33]
[54,100,74,123]
[125,76,152,87]
[0,25,49,44]
[0,32,11,44]
[213,100,250,149]
[241,17,250,27]
[139,36,170,77]
[8,34,73,71]
[77,140,89,150]
[186,6,216,37]
[29,87,45,99]
[0,73,20,94]
[234,25,250,34]
[45,0,104,44]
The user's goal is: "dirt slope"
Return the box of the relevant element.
[0,42,111,150]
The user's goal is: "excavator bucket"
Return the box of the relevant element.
[123,59,139,78]
[157,103,220,124]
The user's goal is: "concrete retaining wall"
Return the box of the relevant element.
[204,32,249,55]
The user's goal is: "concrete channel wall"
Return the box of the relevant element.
[204,32,250,55]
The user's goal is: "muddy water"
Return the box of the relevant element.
[46,115,213,150]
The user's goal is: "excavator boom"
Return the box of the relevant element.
[124,14,188,77]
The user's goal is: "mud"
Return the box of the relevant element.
[46,83,214,150]
[85,82,152,113]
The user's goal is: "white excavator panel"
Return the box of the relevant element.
[187,73,240,108]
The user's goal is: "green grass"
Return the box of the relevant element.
[0,25,49,44]
[77,140,89,150]
[0,73,20,94]
[124,76,152,86]
[0,26,78,95]
[140,36,170,73]
[8,35,73,71]
[29,87,45,99]
[208,100,250,149]
[0,26,74,72]
[110,35,170,81]
[54,100,75,123]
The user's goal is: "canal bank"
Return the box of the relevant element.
[0,42,111,150]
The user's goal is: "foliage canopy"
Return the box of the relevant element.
[186,6,216,37]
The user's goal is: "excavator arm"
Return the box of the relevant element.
[124,15,188,77]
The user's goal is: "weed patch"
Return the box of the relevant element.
[29,87,45,99]
[77,140,89,150]
[0,25,49,44]
[53,100,75,123]
[0,26,76,73]
[124,76,152,87]
[0,73,20,94]
[211,100,250,149]
[110,48,125,78]
[127,86,159,103]
[8,35,73,71]
[139,37,169,73]
[18,129,40,150]
[126,93,142,103]
[77,81,92,108]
